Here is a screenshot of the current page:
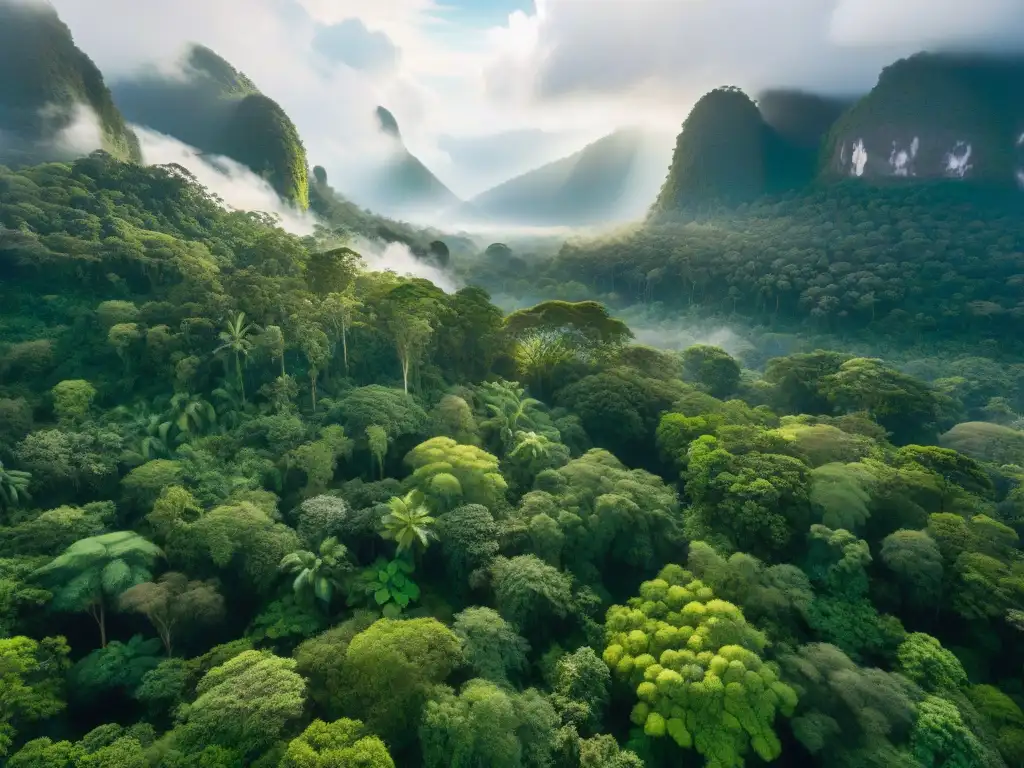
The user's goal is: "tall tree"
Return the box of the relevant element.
[34,532,162,648]
[214,312,257,404]
[119,572,225,655]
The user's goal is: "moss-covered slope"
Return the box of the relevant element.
[650,87,768,216]
[821,52,1024,185]
[0,0,141,164]
[111,44,308,208]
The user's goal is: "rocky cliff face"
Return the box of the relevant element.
[822,53,1024,187]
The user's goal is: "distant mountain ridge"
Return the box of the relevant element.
[342,106,461,219]
[111,44,309,208]
[460,128,670,226]
[0,0,140,165]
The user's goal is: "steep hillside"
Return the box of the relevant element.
[462,129,669,226]
[347,105,461,219]
[650,87,768,216]
[822,52,1024,185]
[111,44,309,207]
[0,0,141,164]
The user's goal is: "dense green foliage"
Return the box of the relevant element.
[478,181,1024,349]
[2,108,1024,768]
[0,0,140,164]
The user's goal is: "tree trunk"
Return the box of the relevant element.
[90,600,107,648]
[310,369,318,412]
[235,352,246,404]
[341,321,349,376]
[280,354,286,378]
[400,354,410,394]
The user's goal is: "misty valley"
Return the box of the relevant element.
[3,1,1024,768]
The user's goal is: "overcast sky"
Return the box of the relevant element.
[46,0,1024,198]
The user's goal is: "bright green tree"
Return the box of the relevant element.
[896,633,967,693]
[602,564,798,768]
[173,650,306,760]
[404,437,507,510]
[282,717,394,768]
[0,635,71,758]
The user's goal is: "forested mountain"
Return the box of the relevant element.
[479,181,1024,348]
[821,52,1024,184]
[461,129,669,226]
[0,0,140,165]
[650,87,771,216]
[111,44,309,207]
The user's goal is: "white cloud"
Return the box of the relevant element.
[312,19,400,73]
[351,236,459,293]
[829,0,1024,48]
[135,125,317,235]
[485,0,1024,108]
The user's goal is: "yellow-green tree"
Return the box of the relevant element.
[602,564,797,768]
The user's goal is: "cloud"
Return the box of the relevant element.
[134,125,317,235]
[313,18,400,73]
[350,236,459,293]
[829,0,1024,48]
[485,0,1024,108]
[133,125,462,289]
[49,103,105,156]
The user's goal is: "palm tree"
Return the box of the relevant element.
[165,393,217,441]
[214,312,256,404]
[481,381,543,455]
[0,460,31,515]
[380,490,436,555]
[510,430,553,461]
[138,414,172,459]
[279,537,350,606]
